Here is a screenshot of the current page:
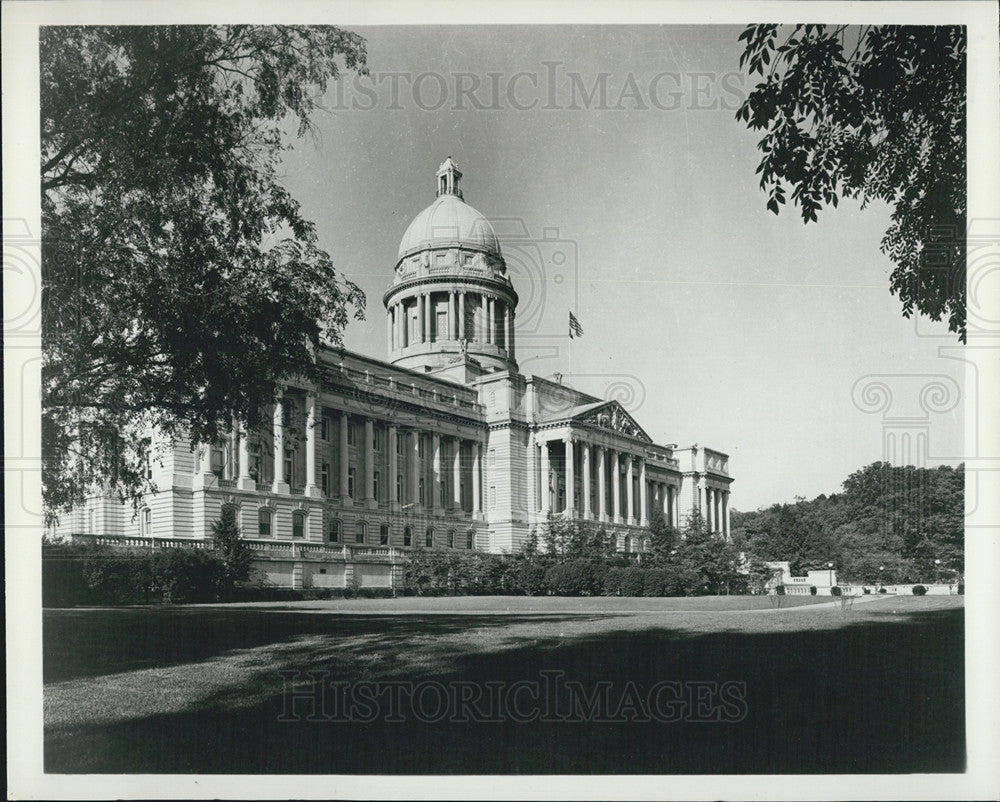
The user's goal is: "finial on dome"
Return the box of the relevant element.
[436,157,463,200]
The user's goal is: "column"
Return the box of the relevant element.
[305,394,321,497]
[364,418,375,507]
[452,438,462,510]
[715,490,723,535]
[388,425,399,510]
[673,484,680,529]
[417,293,425,344]
[582,443,592,520]
[705,486,713,531]
[480,295,487,342]
[722,491,730,540]
[450,292,458,339]
[339,411,349,498]
[540,441,551,515]
[506,306,514,355]
[272,395,289,493]
[410,430,421,508]
[400,302,408,348]
[639,459,648,526]
[386,307,393,352]
[626,455,635,525]
[458,291,466,342]
[425,293,433,342]
[597,446,607,522]
[612,451,622,523]
[565,436,575,516]
[486,298,494,344]
[432,433,442,516]
[237,425,254,490]
[472,441,482,515]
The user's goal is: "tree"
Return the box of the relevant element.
[646,510,678,565]
[41,26,369,519]
[212,508,252,594]
[736,25,966,339]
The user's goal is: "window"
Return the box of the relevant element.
[488,390,496,407]
[321,462,330,495]
[282,399,294,428]
[249,442,262,481]
[425,527,434,548]
[144,450,153,480]
[141,507,151,536]
[439,483,446,506]
[328,518,341,543]
[258,508,272,537]
[292,511,305,539]
[418,436,425,458]
[348,467,356,499]
[490,485,497,509]
[373,471,381,502]
[380,524,390,546]
[284,449,294,486]
[466,529,475,550]
[447,530,455,548]
[373,427,382,451]
[403,525,412,547]
[460,480,468,510]
[347,422,357,446]
[418,478,425,505]
[396,435,404,455]
[463,253,474,266]
[489,449,496,466]
[211,445,225,478]
[88,508,95,535]
[356,521,366,544]
[320,417,330,441]
[396,474,403,503]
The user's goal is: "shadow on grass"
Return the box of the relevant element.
[44,603,964,775]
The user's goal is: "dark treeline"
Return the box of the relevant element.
[731,462,964,583]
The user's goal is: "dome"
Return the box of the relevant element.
[397,194,502,261]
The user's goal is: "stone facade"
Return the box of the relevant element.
[57,159,734,587]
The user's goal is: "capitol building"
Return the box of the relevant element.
[61,159,734,588]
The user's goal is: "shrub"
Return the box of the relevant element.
[830,586,842,596]
[912,584,927,595]
[809,585,817,595]
[775,585,785,595]
[863,587,871,595]
[958,584,964,595]
[879,587,887,594]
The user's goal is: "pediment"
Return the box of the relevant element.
[573,401,653,443]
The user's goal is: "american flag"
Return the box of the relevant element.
[568,311,584,338]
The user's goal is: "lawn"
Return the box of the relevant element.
[43,595,964,774]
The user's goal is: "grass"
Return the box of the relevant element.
[43,594,964,774]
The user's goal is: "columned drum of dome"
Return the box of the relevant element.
[383,158,518,374]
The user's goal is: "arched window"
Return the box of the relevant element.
[380,523,390,546]
[292,510,305,539]
[258,508,273,537]
[356,520,367,544]
[447,530,455,548]
[466,529,475,550]
[328,518,341,543]
[425,527,434,548]
[403,525,412,547]
[140,507,151,537]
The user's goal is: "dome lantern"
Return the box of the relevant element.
[436,156,463,199]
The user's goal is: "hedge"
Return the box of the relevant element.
[912,584,927,595]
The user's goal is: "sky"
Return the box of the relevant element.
[276,25,964,511]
